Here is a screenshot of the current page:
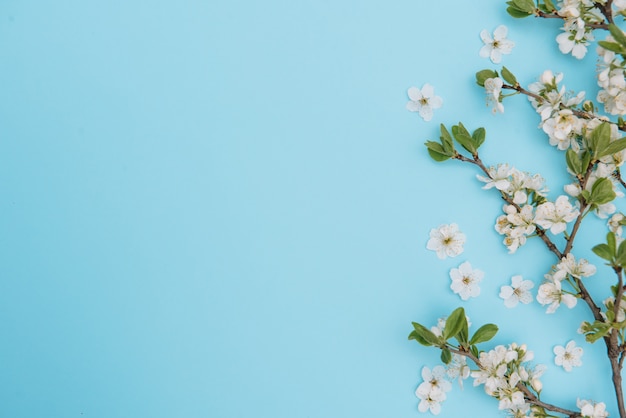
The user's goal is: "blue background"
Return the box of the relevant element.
[0,0,621,417]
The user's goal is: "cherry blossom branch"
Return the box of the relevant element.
[453,152,564,259]
[447,346,582,417]
[534,9,611,29]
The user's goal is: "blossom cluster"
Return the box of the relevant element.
[537,253,596,313]
[471,344,545,416]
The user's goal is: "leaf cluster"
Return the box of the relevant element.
[475,67,517,87]
[409,307,498,363]
[506,0,537,18]
[425,123,486,161]
[593,232,626,268]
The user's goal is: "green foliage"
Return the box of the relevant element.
[588,177,617,206]
[506,0,535,17]
[443,307,466,340]
[501,66,517,85]
[409,322,440,346]
[476,69,499,87]
[469,323,499,345]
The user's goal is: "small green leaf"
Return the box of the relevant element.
[456,318,469,346]
[476,69,499,87]
[439,124,454,154]
[472,127,486,150]
[609,24,626,48]
[512,0,535,12]
[470,345,479,359]
[440,348,452,364]
[443,307,466,340]
[453,134,476,154]
[598,41,626,55]
[599,137,626,158]
[501,66,517,85]
[608,231,617,253]
[565,149,582,175]
[410,322,440,346]
[506,6,533,17]
[425,141,452,162]
[617,240,626,266]
[469,324,498,345]
[544,0,556,12]
[589,177,617,205]
[589,122,611,159]
[592,243,614,262]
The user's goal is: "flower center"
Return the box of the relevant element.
[462,276,472,285]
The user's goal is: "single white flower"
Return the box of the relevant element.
[555,253,596,280]
[534,195,579,234]
[554,340,583,371]
[426,223,466,259]
[537,277,578,313]
[477,164,512,190]
[609,212,625,236]
[577,399,609,418]
[416,385,446,415]
[449,261,484,300]
[499,275,534,308]
[417,366,452,394]
[446,354,470,388]
[556,18,593,59]
[479,25,515,63]
[484,77,504,113]
[406,84,443,122]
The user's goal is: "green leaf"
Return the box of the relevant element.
[456,318,469,345]
[589,122,611,158]
[472,127,486,150]
[439,124,454,154]
[440,348,452,364]
[581,151,592,173]
[512,0,535,11]
[469,324,498,345]
[598,41,626,55]
[608,231,617,253]
[544,0,556,12]
[617,240,626,266]
[599,137,626,158]
[609,24,626,48]
[589,177,617,205]
[476,69,499,87]
[592,243,614,262]
[425,141,452,162]
[565,149,582,175]
[470,345,479,359]
[506,6,533,17]
[501,66,517,85]
[443,307,466,340]
[410,322,440,346]
[453,134,476,154]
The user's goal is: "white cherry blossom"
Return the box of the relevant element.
[479,25,515,64]
[554,340,583,371]
[534,195,579,234]
[577,399,609,418]
[426,223,466,259]
[407,84,443,122]
[556,18,593,59]
[499,275,534,308]
[484,77,504,113]
[416,385,446,415]
[449,261,484,300]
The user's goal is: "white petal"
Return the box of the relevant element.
[429,95,443,109]
[479,29,492,44]
[407,86,422,101]
[421,83,435,98]
[493,25,508,40]
[406,100,420,112]
[490,49,502,64]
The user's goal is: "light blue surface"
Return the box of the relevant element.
[0,0,621,417]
